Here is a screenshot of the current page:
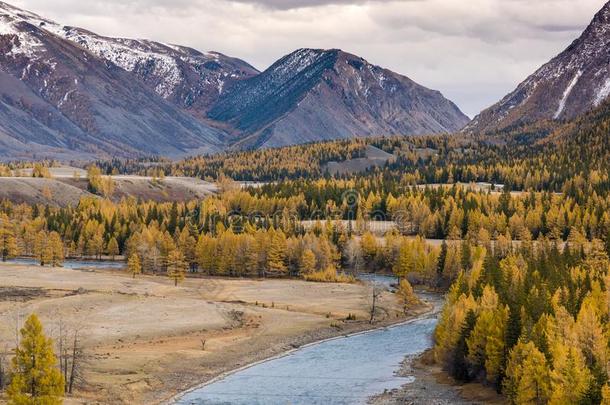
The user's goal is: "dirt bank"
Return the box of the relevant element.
[370,350,506,405]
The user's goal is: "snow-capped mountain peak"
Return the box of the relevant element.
[0,2,468,159]
[0,1,258,109]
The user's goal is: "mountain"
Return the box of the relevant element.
[51,27,259,120]
[466,1,610,135]
[208,48,470,148]
[0,1,246,159]
[0,2,469,159]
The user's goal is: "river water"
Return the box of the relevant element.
[174,294,440,405]
[1,257,126,270]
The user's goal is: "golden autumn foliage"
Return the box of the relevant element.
[396,279,419,313]
[127,254,141,278]
[435,241,610,404]
[303,266,355,283]
[8,314,64,405]
[167,249,187,286]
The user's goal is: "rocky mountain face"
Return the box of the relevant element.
[466,1,610,135]
[53,28,259,120]
[0,2,236,159]
[0,2,469,159]
[210,48,469,149]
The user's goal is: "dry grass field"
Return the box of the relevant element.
[0,166,218,206]
[0,263,413,404]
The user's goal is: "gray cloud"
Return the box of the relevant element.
[8,0,608,117]
[228,0,392,10]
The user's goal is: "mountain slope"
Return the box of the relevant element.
[209,48,470,148]
[0,2,229,159]
[52,29,259,120]
[1,2,259,118]
[466,1,610,134]
[543,95,610,164]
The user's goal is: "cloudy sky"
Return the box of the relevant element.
[10,0,608,117]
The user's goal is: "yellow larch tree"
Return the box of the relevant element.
[396,279,419,314]
[7,314,64,405]
[48,232,64,267]
[504,340,550,405]
[299,248,317,275]
[549,343,592,405]
[106,237,119,260]
[127,254,141,278]
[267,229,287,276]
[0,213,18,261]
[167,249,187,286]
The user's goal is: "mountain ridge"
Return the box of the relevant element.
[0,1,469,159]
[466,0,610,135]
[0,1,230,158]
[210,48,470,149]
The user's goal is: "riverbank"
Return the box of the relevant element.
[369,293,506,405]
[370,348,507,404]
[0,263,430,404]
[170,294,437,404]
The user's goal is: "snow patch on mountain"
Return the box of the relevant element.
[467,2,610,133]
[278,49,325,74]
[595,78,610,106]
[554,70,582,119]
[0,1,255,102]
[0,15,43,57]
[57,31,183,98]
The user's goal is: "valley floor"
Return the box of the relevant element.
[0,264,419,404]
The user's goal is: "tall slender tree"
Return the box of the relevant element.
[167,249,187,286]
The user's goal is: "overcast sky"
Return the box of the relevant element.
[10,0,608,117]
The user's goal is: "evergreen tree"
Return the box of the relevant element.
[7,314,64,405]
[461,241,472,271]
[451,309,477,381]
[436,240,448,285]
